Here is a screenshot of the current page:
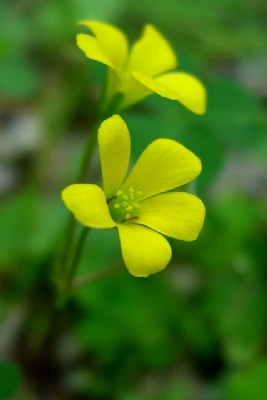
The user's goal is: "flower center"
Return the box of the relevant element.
[108,186,142,223]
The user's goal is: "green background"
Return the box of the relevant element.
[0,0,267,398]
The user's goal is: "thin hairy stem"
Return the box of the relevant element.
[73,263,121,288]
[64,227,90,294]
[56,125,98,280]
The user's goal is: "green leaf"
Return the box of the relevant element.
[178,123,225,190]
[0,361,22,400]
[69,0,123,20]
[74,272,181,368]
[77,228,121,275]
[0,58,39,98]
[204,78,265,148]
[0,189,36,265]
[219,285,266,366]
[227,359,267,400]
[0,189,66,266]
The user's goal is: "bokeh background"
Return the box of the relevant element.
[1,0,267,399]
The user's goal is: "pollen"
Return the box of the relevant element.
[108,187,142,223]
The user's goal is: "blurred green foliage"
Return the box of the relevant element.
[0,361,22,399]
[0,0,267,398]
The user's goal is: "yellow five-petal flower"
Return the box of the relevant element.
[77,21,206,115]
[62,115,205,277]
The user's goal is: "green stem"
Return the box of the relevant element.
[57,216,76,278]
[57,122,99,282]
[39,89,122,360]
[77,125,98,183]
[56,94,122,303]
[62,227,90,304]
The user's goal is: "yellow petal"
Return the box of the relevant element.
[122,139,201,201]
[62,184,115,228]
[117,223,171,277]
[133,70,206,114]
[77,20,128,71]
[129,25,177,76]
[138,192,205,241]
[77,34,114,69]
[98,115,130,199]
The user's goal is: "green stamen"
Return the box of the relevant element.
[108,187,142,223]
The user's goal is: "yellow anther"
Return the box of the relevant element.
[125,213,131,219]
[122,194,129,200]
[129,187,135,193]
[125,205,133,212]
[114,203,120,209]
[117,190,124,197]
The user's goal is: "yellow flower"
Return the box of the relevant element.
[62,115,205,277]
[77,21,206,114]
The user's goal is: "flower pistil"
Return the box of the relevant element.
[108,187,142,223]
